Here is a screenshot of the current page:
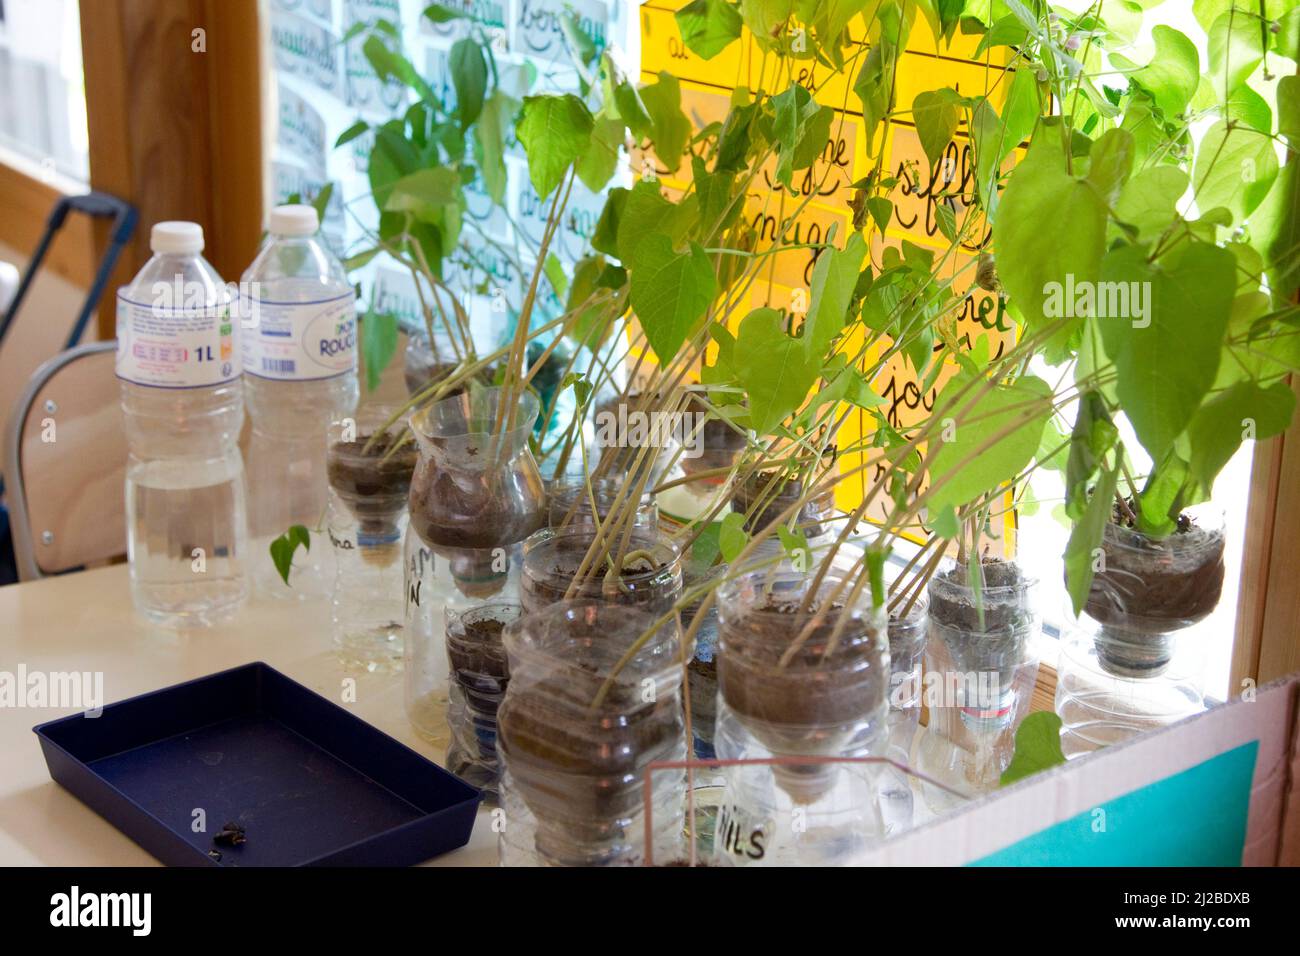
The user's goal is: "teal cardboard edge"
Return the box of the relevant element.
[971,741,1259,866]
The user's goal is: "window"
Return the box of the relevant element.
[1016,1,1283,702]
[0,0,88,185]
[265,0,639,344]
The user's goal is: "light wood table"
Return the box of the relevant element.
[0,564,498,866]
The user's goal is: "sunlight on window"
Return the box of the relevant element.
[0,0,89,184]
[1018,2,1271,702]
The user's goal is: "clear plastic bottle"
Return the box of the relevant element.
[325,405,416,672]
[1055,512,1223,757]
[1056,615,1207,758]
[728,469,834,565]
[710,568,890,865]
[445,602,520,801]
[917,561,1039,811]
[403,387,543,743]
[404,533,524,746]
[877,598,926,834]
[241,205,359,599]
[402,529,450,746]
[403,325,463,397]
[496,600,686,866]
[681,563,727,858]
[116,221,248,627]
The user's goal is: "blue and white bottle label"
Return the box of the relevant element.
[242,291,356,381]
[115,293,240,388]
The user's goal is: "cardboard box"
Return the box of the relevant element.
[861,674,1300,865]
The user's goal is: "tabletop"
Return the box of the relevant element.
[0,564,498,866]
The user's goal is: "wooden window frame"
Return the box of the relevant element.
[1,0,263,334]
[76,0,264,338]
[1233,376,1300,690]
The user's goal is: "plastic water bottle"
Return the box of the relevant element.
[1055,615,1207,758]
[117,221,248,627]
[242,205,359,598]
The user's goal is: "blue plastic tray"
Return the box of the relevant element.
[34,662,480,866]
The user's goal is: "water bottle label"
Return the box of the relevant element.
[959,684,1016,732]
[242,292,356,381]
[115,293,240,388]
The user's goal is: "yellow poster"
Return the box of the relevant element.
[637,1,1022,543]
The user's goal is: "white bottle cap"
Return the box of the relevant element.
[150,221,204,255]
[269,204,320,237]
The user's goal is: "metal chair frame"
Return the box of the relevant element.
[4,340,121,580]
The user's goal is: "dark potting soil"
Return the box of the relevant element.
[1084,506,1226,633]
[212,822,246,847]
[684,394,746,451]
[688,655,717,681]
[408,463,545,551]
[928,559,1035,679]
[700,416,747,452]
[448,617,509,715]
[929,559,1028,631]
[680,403,746,479]
[327,436,418,534]
[1110,499,1193,533]
[687,655,718,739]
[521,537,681,613]
[888,602,927,645]
[462,615,505,642]
[495,610,685,857]
[500,683,680,775]
[497,670,682,826]
[718,600,885,730]
[327,436,417,500]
